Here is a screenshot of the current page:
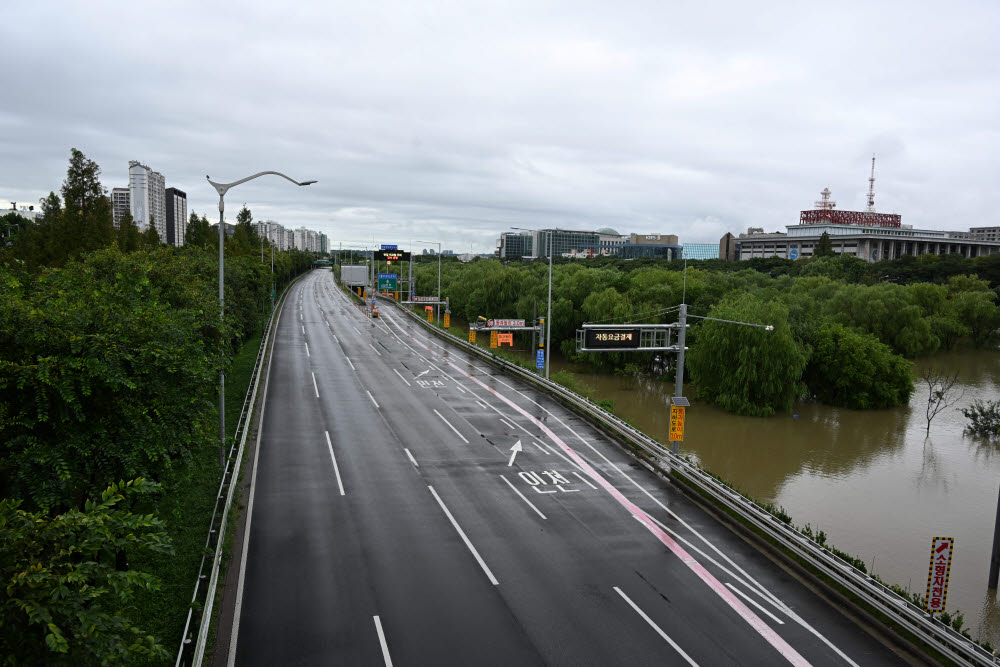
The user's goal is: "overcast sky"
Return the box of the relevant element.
[2,1,997,252]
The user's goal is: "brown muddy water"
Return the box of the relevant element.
[543,348,1000,645]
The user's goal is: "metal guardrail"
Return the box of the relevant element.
[381,293,998,667]
[174,277,300,667]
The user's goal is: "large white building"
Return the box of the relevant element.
[128,161,166,241]
[738,189,1000,262]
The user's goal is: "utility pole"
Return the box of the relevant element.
[989,483,1000,588]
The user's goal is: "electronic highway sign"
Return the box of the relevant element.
[584,328,641,349]
[375,249,411,262]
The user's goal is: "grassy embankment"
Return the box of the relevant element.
[127,332,263,664]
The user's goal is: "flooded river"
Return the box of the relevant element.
[549,348,1000,645]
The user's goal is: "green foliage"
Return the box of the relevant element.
[687,295,807,416]
[803,323,914,409]
[0,212,30,246]
[0,247,225,511]
[185,212,213,249]
[962,400,1000,439]
[0,478,172,665]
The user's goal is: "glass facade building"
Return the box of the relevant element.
[681,243,720,260]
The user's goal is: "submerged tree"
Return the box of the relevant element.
[922,367,964,434]
[687,294,807,416]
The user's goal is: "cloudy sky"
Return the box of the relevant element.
[2,0,997,252]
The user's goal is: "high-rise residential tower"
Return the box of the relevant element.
[128,160,166,241]
[165,187,187,246]
[111,187,130,229]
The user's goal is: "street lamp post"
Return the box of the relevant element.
[206,171,316,468]
[513,227,553,379]
[417,240,442,325]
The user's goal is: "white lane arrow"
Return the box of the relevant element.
[416,370,430,378]
[508,440,522,467]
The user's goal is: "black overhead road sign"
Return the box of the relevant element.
[584,328,641,349]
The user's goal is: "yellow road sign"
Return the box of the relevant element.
[469,330,476,343]
[669,405,686,441]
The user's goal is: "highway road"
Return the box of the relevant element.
[226,269,910,666]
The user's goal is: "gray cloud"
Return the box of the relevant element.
[2,0,997,252]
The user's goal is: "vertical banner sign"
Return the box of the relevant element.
[490,331,498,348]
[469,330,476,343]
[444,313,450,328]
[925,537,955,612]
[669,405,686,441]
[536,350,545,369]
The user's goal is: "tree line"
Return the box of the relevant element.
[409,251,1000,416]
[0,149,316,663]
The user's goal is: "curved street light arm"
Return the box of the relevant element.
[206,171,317,200]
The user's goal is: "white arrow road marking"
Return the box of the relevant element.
[416,369,430,378]
[508,440,522,466]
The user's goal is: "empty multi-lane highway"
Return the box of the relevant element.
[224,269,908,666]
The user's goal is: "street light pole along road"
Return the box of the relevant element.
[417,240,442,326]
[512,227,553,379]
[206,171,316,467]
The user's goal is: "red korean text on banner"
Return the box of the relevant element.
[924,537,955,613]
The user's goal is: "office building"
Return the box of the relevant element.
[128,160,166,241]
[164,187,186,246]
[738,188,1000,261]
[497,228,603,259]
[111,188,130,228]
[719,233,738,261]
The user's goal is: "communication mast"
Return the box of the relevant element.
[814,187,836,209]
[866,154,877,212]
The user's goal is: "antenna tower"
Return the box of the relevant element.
[866,154,876,212]
[814,187,836,209]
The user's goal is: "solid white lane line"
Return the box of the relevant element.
[369,343,382,356]
[304,342,310,357]
[311,372,320,398]
[345,356,355,371]
[393,368,411,386]
[333,334,339,343]
[726,584,784,625]
[428,485,499,585]
[573,471,598,489]
[499,418,517,431]
[325,431,345,495]
[614,587,698,666]
[367,390,380,408]
[433,408,469,443]
[228,301,281,667]
[500,474,547,519]
[532,440,551,456]
[373,616,393,667]
[404,448,419,467]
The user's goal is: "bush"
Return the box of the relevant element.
[962,400,1000,439]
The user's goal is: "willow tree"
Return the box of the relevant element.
[687,294,807,416]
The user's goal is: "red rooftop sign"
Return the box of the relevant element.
[799,209,902,228]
